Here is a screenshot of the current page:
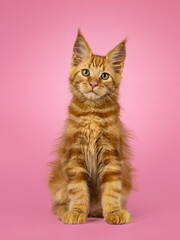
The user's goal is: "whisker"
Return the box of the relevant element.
[106,90,119,98]
[105,93,119,113]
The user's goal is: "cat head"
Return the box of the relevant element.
[69,29,126,102]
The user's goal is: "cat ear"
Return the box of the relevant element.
[72,29,92,66]
[106,38,127,73]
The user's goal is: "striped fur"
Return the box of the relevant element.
[48,30,133,224]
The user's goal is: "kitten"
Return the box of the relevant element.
[48,30,133,225]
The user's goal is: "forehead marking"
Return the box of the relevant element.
[90,55,105,68]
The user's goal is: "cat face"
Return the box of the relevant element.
[69,30,126,101]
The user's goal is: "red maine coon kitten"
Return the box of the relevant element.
[48,30,133,225]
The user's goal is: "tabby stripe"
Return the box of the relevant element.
[66,148,83,159]
[68,182,88,196]
[104,193,121,199]
[69,71,80,82]
[101,171,122,183]
[102,149,120,158]
[70,101,115,113]
[71,95,119,110]
[111,187,121,194]
[69,105,117,118]
[67,117,79,127]
[68,114,117,129]
[67,171,87,182]
[66,165,86,173]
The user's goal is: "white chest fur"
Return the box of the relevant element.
[80,115,102,178]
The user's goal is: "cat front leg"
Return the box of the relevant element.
[62,149,89,224]
[100,149,131,225]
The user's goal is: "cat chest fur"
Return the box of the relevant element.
[80,115,102,178]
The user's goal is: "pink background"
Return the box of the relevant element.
[0,0,180,239]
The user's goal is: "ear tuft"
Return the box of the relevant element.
[106,38,127,73]
[121,37,128,44]
[77,28,82,36]
[71,30,92,66]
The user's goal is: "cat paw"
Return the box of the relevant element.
[62,210,87,224]
[56,206,67,220]
[105,210,131,225]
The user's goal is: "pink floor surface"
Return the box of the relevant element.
[0,195,179,240]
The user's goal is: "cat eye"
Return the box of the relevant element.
[81,69,90,77]
[101,72,109,80]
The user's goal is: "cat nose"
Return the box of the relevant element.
[90,82,98,89]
